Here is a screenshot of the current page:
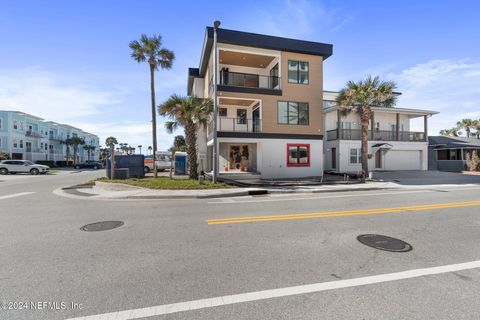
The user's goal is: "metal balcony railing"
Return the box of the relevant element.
[219,71,280,90]
[26,131,41,138]
[326,129,426,142]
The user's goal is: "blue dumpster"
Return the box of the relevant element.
[174,152,187,175]
[106,155,145,179]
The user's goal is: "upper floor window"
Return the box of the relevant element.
[288,60,309,84]
[270,63,279,88]
[278,101,309,125]
[219,108,227,117]
[13,121,18,130]
[19,140,23,148]
[13,139,18,148]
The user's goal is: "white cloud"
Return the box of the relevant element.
[0,67,121,121]
[389,59,480,135]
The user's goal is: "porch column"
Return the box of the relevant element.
[370,111,375,140]
[424,115,428,142]
[396,113,400,141]
[337,109,342,139]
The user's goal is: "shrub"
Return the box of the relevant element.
[466,151,480,171]
[0,151,9,160]
[35,160,55,167]
[55,160,74,167]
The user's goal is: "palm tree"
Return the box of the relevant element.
[66,137,85,165]
[473,120,480,139]
[456,119,476,138]
[439,128,460,137]
[336,76,397,180]
[105,137,118,179]
[159,95,213,179]
[147,146,152,155]
[84,145,96,161]
[130,34,175,178]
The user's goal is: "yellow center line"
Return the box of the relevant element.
[206,201,480,225]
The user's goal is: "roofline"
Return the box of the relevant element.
[0,110,44,120]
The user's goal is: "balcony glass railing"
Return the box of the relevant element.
[219,71,280,90]
[327,129,426,142]
[208,117,262,139]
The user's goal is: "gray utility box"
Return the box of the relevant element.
[106,155,145,179]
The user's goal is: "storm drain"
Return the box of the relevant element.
[357,234,412,252]
[81,221,124,232]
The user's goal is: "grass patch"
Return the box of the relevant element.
[96,177,234,190]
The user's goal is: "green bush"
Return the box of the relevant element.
[55,161,72,167]
[0,151,9,160]
[35,160,55,167]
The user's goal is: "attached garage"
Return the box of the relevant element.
[384,150,422,170]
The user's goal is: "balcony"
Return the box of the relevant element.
[208,117,262,140]
[327,129,426,142]
[217,70,281,95]
[26,131,41,138]
[49,134,64,141]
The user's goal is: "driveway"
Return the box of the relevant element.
[373,170,480,185]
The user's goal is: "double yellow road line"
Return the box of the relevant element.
[206,201,480,225]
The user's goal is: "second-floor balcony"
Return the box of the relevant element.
[208,117,262,140]
[26,131,42,138]
[49,134,64,141]
[327,129,426,142]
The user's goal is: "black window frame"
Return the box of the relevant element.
[236,108,247,125]
[288,60,309,84]
[277,101,309,125]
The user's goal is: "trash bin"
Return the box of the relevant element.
[174,152,187,175]
[106,155,144,179]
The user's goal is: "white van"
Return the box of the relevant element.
[144,151,172,173]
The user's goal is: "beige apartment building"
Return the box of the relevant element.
[188,27,333,179]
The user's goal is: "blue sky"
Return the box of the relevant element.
[0,0,479,149]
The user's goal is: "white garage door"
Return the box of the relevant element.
[384,150,422,170]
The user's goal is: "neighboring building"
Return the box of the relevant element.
[323,91,438,173]
[428,136,480,171]
[189,27,333,179]
[0,110,100,163]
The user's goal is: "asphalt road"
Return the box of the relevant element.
[1,171,480,320]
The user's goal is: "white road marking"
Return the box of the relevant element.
[207,186,480,204]
[66,259,480,320]
[0,192,35,200]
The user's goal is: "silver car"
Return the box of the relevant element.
[0,160,50,175]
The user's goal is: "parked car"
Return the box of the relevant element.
[74,160,103,169]
[144,152,172,173]
[0,160,50,175]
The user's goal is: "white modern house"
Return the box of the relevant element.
[323,91,438,173]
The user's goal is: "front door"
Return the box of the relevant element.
[331,147,336,169]
[375,149,382,169]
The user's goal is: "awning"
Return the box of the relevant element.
[371,143,393,154]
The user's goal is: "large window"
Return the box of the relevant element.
[278,101,309,125]
[270,63,279,88]
[350,148,361,164]
[288,60,309,84]
[13,121,18,130]
[287,144,310,167]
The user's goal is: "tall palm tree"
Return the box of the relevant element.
[129,34,175,178]
[84,145,96,161]
[473,120,480,139]
[439,128,460,137]
[105,137,118,179]
[456,119,476,138]
[159,95,213,179]
[336,76,397,180]
[147,146,152,155]
[66,137,85,165]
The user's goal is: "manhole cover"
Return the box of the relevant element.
[357,234,412,252]
[81,221,124,232]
